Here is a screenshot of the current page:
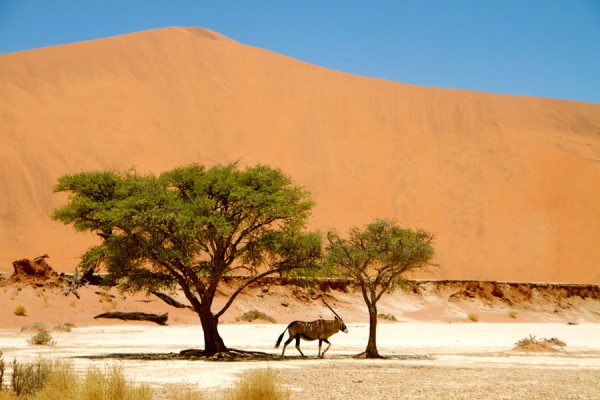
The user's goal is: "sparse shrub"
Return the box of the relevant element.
[545,337,566,347]
[0,392,13,400]
[0,351,5,390]
[169,387,204,400]
[101,297,118,312]
[515,334,567,351]
[53,322,75,332]
[21,322,47,332]
[28,326,54,346]
[81,365,152,400]
[2,360,152,400]
[13,304,27,317]
[27,361,74,400]
[98,292,117,302]
[377,313,397,321]
[508,310,518,319]
[32,321,46,330]
[467,313,479,322]
[11,359,53,396]
[226,368,290,400]
[236,310,276,323]
[516,334,538,347]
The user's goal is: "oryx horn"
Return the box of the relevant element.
[322,298,341,319]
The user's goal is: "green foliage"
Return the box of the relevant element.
[236,310,276,323]
[325,219,435,358]
[226,368,290,400]
[325,219,435,303]
[53,163,321,353]
[53,163,319,292]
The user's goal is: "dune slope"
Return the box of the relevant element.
[1,27,599,282]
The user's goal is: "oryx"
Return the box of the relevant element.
[275,300,348,358]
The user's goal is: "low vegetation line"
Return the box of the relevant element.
[0,352,289,400]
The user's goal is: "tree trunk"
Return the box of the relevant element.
[365,303,381,358]
[199,307,227,355]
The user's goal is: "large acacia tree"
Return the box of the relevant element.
[325,219,435,358]
[53,163,321,355]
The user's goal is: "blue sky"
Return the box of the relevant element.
[1,0,599,104]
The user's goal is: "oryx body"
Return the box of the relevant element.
[275,315,348,358]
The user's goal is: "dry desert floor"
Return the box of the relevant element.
[1,322,600,399]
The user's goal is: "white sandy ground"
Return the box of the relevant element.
[1,322,600,398]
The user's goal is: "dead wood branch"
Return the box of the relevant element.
[151,291,193,310]
[94,311,168,325]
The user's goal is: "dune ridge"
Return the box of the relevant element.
[1,27,599,283]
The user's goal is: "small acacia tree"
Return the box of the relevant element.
[325,219,435,358]
[53,163,321,355]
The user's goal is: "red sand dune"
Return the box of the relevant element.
[1,27,599,283]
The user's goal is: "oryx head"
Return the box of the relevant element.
[323,299,348,333]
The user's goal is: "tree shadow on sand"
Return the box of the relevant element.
[77,349,433,362]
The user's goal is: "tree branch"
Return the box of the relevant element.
[359,277,372,308]
[161,260,203,311]
[375,269,405,303]
[215,267,280,319]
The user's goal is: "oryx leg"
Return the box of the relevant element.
[295,335,306,358]
[321,338,332,357]
[318,339,323,358]
[281,334,294,357]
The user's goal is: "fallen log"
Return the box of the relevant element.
[94,311,168,325]
[151,291,193,310]
[82,267,105,285]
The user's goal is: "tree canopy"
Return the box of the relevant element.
[325,219,435,358]
[53,163,322,354]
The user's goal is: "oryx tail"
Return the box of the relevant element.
[275,324,290,348]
